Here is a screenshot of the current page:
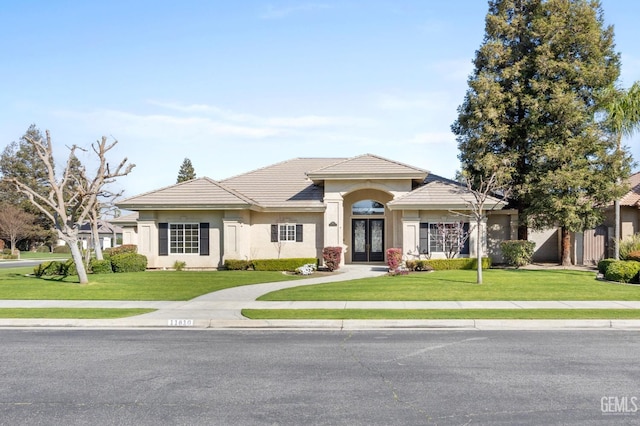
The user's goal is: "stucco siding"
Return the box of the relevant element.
[246,212,324,261]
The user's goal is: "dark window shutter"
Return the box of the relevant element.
[271,224,278,242]
[159,223,169,256]
[295,224,303,242]
[419,223,429,254]
[461,223,470,255]
[199,223,210,256]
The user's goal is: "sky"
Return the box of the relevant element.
[1,0,640,198]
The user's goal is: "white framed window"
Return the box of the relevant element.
[170,223,199,254]
[278,224,296,242]
[419,222,470,255]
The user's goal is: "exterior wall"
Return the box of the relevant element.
[529,228,560,263]
[137,210,224,269]
[246,211,324,261]
[399,210,489,260]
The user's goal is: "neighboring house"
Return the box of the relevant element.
[116,154,521,269]
[73,220,123,250]
[533,172,640,266]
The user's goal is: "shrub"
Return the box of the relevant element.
[386,248,403,271]
[90,259,113,274]
[597,259,617,275]
[33,260,78,277]
[322,247,342,272]
[103,244,138,258]
[252,258,317,272]
[34,261,56,277]
[405,259,434,272]
[619,234,640,261]
[500,240,536,268]
[35,245,51,253]
[223,259,253,270]
[110,253,147,273]
[626,250,640,262]
[604,260,640,283]
[424,257,492,271]
[173,260,187,271]
[53,245,71,254]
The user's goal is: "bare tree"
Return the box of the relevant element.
[4,131,135,283]
[0,205,36,257]
[455,168,511,284]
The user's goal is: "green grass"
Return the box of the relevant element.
[258,269,640,301]
[242,308,640,320]
[0,267,302,300]
[0,308,155,319]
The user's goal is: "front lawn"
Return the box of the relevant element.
[0,267,302,301]
[257,269,640,301]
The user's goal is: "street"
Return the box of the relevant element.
[0,330,638,425]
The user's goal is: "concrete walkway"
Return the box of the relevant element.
[1,264,640,330]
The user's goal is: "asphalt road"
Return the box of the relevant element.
[0,330,638,425]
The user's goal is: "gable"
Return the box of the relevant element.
[388,176,506,211]
[306,154,428,182]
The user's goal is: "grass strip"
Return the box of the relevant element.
[242,309,640,320]
[0,308,155,319]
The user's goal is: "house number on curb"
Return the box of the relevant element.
[168,319,194,327]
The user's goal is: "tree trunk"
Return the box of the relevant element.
[91,219,103,260]
[66,237,89,284]
[476,218,483,284]
[614,199,620,260]
[561,227,572,266]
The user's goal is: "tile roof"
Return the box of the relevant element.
[306,154,428,180]
[117,177,254,210]
[388,175,506,210]
[620,172,640,207]
[221,158,345,209]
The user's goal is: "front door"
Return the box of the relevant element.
[352,219,384,262]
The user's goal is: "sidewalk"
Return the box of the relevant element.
[1,264,640,330]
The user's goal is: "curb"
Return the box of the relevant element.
[1,319,640,330]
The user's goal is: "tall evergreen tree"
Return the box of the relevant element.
[0,125,55,248]
[177,158,196,183]
[452,0,630,265]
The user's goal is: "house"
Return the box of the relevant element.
[116,154,519,269]
[57,220,123,250]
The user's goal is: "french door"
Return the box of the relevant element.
[352,219,384,262]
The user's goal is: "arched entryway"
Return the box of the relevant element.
[343,189,393,263]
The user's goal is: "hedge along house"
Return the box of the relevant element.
[116,154,513,269]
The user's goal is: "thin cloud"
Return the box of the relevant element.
[260,3,333,20]
[148,100,372,128]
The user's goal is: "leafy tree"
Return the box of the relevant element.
[0,125,53,248]
[177,158,196,183]
[4,131,135,284]
[453,0,630,265]
[599,82,640,259]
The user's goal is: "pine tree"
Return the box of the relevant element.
[0,125,55,248]
[452,0,630,265]
[177,158,196,183]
